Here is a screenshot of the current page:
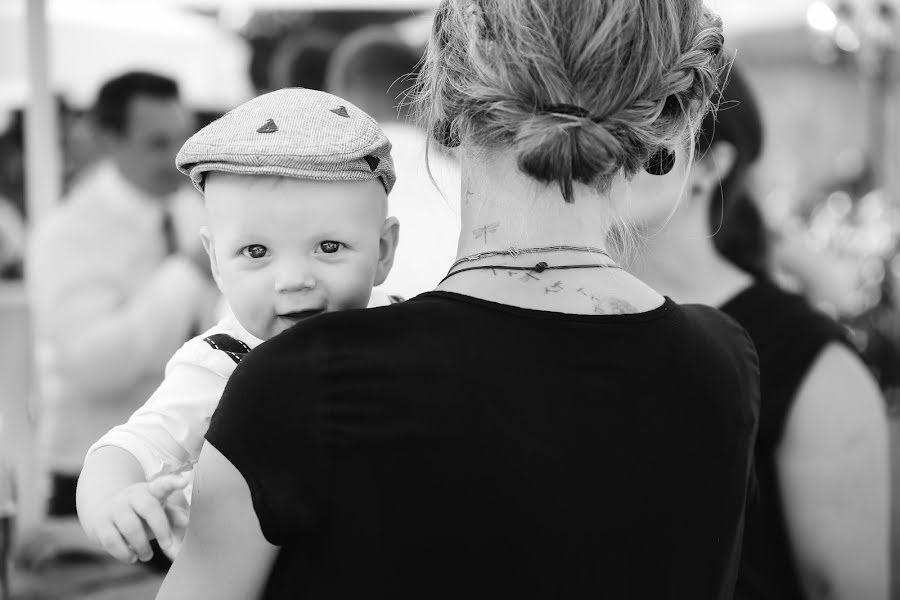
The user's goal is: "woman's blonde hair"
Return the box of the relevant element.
[415,0,725,202]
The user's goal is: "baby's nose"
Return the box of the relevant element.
[275,258,316,293]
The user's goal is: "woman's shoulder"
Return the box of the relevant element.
[676,302,759,383]
[245,298,441,367]
[671,301,757,360]
[720,278,851,358]
[723,278,841,327]
[666,302,760,429]
[246,292,758,381]
[719,279,858,446]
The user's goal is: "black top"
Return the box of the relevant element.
[721,280,852,600]
[207,291,760,599]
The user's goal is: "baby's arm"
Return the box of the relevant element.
[77,345,229,563]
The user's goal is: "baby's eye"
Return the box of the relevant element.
[319,241,343,254]
[242,244,269,259]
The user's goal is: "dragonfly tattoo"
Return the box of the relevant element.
[472,221,500,244]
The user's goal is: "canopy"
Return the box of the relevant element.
[161,0,439,11]
[0,0,253,113]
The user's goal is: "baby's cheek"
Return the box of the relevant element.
[227,280,269,332]
[344,265,379,309]
[351,282,377,309]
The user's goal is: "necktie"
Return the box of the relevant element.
[161,208,178,256]
[162,207,206,339]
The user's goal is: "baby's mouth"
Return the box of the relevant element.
[278,309,324,322]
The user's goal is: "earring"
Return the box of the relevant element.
[644,148,676,176]
[433,119,460,148]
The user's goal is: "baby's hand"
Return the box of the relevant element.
[160,486,190,560]
[84,474,189,564]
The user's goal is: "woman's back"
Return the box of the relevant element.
[208,292,759,599]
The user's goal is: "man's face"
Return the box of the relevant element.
[110,95,193,198]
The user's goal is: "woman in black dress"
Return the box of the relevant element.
[158,2,760,598]
[632,65,889,599]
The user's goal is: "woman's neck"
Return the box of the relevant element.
[456,149,614,258]
[632,203,753,307]
[438,147,666,316]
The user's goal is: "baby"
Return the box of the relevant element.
[76,88,399,565]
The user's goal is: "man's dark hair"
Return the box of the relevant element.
[92,71,180,135]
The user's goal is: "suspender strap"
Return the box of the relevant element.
[203,333,252,365]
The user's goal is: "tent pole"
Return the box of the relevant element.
[24,0,61,227]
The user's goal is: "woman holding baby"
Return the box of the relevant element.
[158,1,760,598]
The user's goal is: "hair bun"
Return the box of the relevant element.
[516,113,632,200]
[415,0,725,204]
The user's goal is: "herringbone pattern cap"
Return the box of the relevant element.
[176,88,395,194]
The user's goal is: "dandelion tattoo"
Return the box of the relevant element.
[545,281,564,294]
[593,297,638,315]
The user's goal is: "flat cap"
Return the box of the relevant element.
[176,88,395,194]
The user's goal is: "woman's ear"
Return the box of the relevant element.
[691,141,738,201]
[700,141,738,181]
[199,226,224,290]
[374,216,400,287]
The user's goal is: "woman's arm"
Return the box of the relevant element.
[776,343,889,600]
[156,442,278,600]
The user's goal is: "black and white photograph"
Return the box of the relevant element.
[0,0,899,598]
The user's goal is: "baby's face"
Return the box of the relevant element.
[202,174,396,340]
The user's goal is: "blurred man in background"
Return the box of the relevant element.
[23,71,219,564]
[326,27,460,299]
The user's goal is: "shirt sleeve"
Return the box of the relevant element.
[205,329,332,546]
[87,336,233,479]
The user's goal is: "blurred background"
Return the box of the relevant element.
[0,0,899,597]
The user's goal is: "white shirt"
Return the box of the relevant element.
[28,160,219,474]
[87,314,261,480]
[376,123,461,300]
[86,291,396,485]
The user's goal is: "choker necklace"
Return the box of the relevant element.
[439,260,622,284]
[449,245,611,271]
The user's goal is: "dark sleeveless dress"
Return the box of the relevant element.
[721,279,852,600]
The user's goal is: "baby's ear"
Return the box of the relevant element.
[374,216,400,287]
[199,226,223,290]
